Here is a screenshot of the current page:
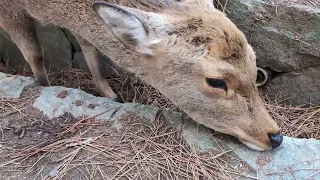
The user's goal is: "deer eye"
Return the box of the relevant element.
[206,78,227,91]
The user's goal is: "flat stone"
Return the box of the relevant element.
[161,110,220,152]
[180,116,220,152]
[0,72,36,99]
[33,86,125,121]
[123,103,160,122]
[226,136,320,179]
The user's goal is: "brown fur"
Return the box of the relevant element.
[0,0,281,150]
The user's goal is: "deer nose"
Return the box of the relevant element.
[268,133,283,149]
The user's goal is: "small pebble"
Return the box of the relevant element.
[73,100,82,106]
[56,90,68,98]
[87,104,98,109]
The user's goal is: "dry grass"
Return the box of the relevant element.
[0,93,253,180]
[214,0,320,9]
[266,0,320,8]
[267,102,320,139]
[2,65,320,140]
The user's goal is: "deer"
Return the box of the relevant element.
[0,0,283,151]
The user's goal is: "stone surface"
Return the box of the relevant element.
[33,86,125,121]
[262,66,320,104]
[227,136,320,179]
[36,25,73,70]
[219,0,320,105]
[0,28,25,66]
[2,72,320,179]
[0,25,72,70]
[0,72,36,99]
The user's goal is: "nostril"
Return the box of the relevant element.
[268,133,283,149]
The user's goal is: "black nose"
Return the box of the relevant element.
[268,133,283,149]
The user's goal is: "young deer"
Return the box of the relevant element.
[0,0,283,151]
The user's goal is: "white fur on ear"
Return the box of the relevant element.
[93,2,161,56]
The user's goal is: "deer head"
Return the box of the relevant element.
[92,0,283,151]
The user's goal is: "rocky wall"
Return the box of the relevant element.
[216,0,320,105]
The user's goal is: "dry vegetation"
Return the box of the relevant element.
[2,64,320,140]
[0,88,252,180]
[214,0,320,8]
[266,0,320,8]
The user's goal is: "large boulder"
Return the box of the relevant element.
[0,28,25,66]
[216,0,320,105]
[0,24,73,70]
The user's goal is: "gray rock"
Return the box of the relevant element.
[0,72,36,99]
[227,136,320,180]
[221,0,320,105]
[36,25,73,70]
[0,25,73,70]
[123,103,160,122]
[161,110,220,152]
[0,28,25,67]
[33,86,125,121]
[179,116,220,152]
[262,66,320,105]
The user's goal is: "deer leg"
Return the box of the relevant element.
[0,11,49,86]
[74,34,123,102]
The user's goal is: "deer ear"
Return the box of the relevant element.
[93,2,161,56]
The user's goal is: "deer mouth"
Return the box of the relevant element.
[240,140,271,151]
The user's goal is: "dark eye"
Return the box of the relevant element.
[206,78,228,91]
